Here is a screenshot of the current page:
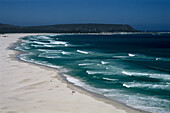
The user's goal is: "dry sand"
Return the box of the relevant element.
[0,33,142,113]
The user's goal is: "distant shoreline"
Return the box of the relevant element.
[0,23,138,33]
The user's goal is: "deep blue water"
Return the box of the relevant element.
[15,33,170,113]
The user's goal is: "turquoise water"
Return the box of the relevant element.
[15,33,170,113]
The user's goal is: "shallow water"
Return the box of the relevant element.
[15,33,170,113]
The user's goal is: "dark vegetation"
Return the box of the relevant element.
[0,23,138,33]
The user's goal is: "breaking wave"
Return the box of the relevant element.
[77,50,89,54]
[15,34,170,113]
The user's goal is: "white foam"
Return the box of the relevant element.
[122,71,170,80]
[64,74,115,94]
[47,34,62,37]
[122,71,133,76]
[78,63,94,66]
[19,56,28,62]
[50,41,67,45]
[38,49,62,53]
[123,83,131,88]
[37,49,46,51]
[20,54,61,69]
[15,47,26,52]
[21,43,27,46]
[24,46,31,49]
[113,56,127,59]
[101,61,109,64]
[86,71,93,74]
[128,53,135,57]
[122,71,168,76]
[120,32,128,35]
[61,51,70,55]
[30,44,38,47]
[39,55,61,59]
[86,70,99,75]
[98,88,116,93]
[38,53,61,59]
[33,41,48,45]
[166,82,170,85]
[156,58,160,61]
[123,82,170,90]
[22,40,34,43]
[64,74,85,86]
[86,70,111,75]
[103,78,117,81]
[77,50,89,54]
[36,36,51,39]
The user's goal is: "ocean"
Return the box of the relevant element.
[15,33,170,113]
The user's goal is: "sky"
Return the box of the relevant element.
[0,0,170,31]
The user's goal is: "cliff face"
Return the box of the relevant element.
[0,23,138,33]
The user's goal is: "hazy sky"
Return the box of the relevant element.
[0,0,170,31]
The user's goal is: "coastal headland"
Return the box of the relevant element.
[0,23,138,33]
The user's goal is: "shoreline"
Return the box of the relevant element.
[1,33,147,113]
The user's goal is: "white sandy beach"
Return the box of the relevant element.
[0,33,141,113]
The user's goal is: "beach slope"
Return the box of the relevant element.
[0,33,140,113]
